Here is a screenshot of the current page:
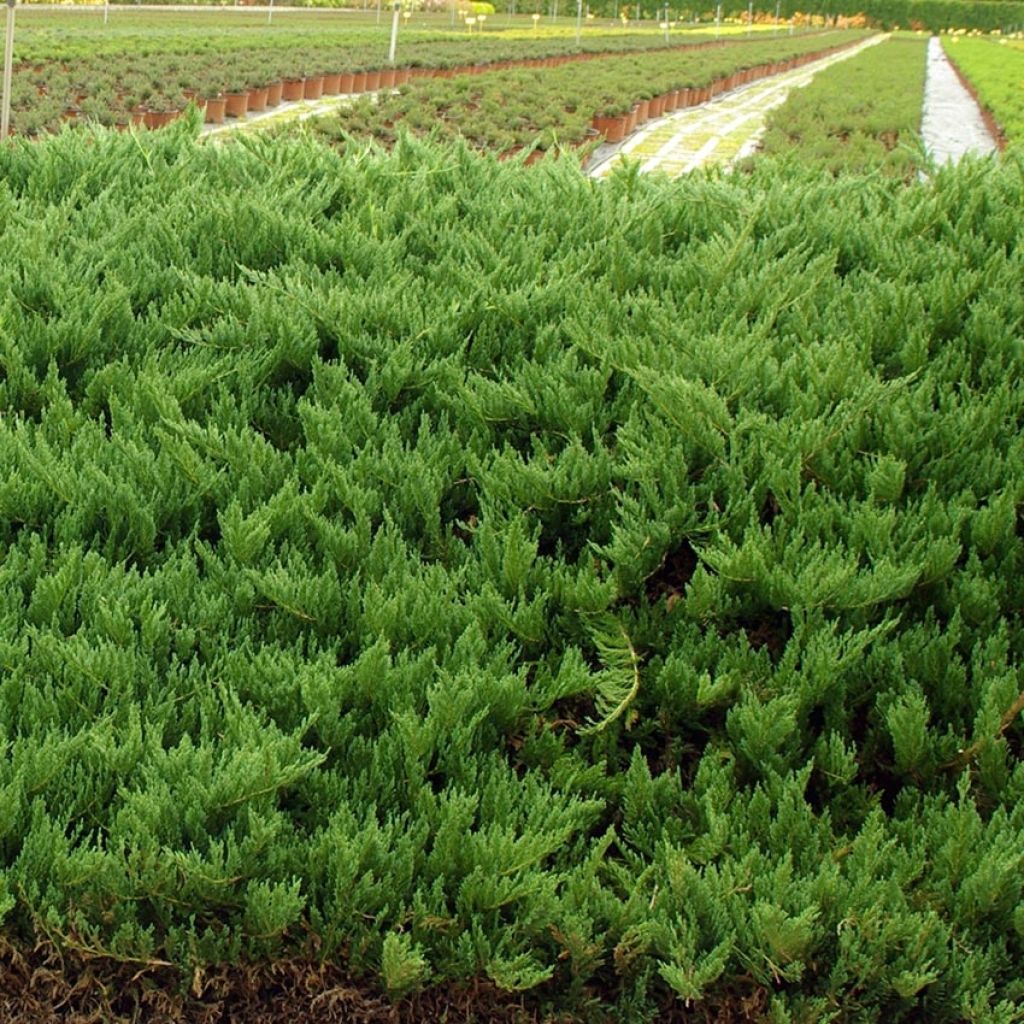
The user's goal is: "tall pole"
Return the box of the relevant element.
[267,0,274,25]
[388,0,400,62]
[575,0,581,46]
[1,0,14,143]
[774,0,779,31]
[104,0,109,26]
[747,0,752,34]
[715,1,721,36]
[376,0,382,25]
[662,2,668,40]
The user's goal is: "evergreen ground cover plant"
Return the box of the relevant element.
[754,36,928,177]
[0,119,1022,1022]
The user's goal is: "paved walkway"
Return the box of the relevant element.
[920,36,997,165]
[587,33,886,178]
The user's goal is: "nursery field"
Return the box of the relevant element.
[13,7,788,62]
[290,31,866,158]
[4,6,835,135]
[0,119,1022,1022]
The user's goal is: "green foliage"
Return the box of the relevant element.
[297,31,871,156]
[0,123,1022,1021]
[381,932,431,996]
[756,36,929,177]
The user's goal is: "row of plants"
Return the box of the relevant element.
[850,0,1024,31]
[291,32,868,158]
[4,29,852,136]
[20,0,1024,39]
[942,36,1024,143]
[1,122,1023,1021]
[592,0,1024,28]
[12,8,782,62]
[733,0,1024,32]
[754,36,929,177]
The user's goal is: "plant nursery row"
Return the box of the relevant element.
[0,119,1021,1020]
[25,0,1024,35]
[756,36,928,176]
[5,28,838,136]
[12,7,774,62]
[292,31,866,158]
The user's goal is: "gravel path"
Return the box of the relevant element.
[920,36,998,164]
[587,34,886,178]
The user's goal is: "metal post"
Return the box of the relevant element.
[267,0,274,25]
[388,1,400,62]
[747,0,752,34]
[662,2,668,40]
[715,1,721,36]
[575,0,581,45]
[104,0,109,26]
[1,0,14,142]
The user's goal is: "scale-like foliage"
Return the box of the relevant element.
[0,122,1022,1020]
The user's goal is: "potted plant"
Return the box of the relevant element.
[202,87,227,124]
[591,97,631,143]
[301,61,325,100]
[222,70,250,118]
[144,91,181,129]
[282,72,306,102]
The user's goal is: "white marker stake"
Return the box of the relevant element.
[104,0,109,26]
[268,0,274,25]
[388,1,400,63]
[575,0,581,46]
[1,0,14,142]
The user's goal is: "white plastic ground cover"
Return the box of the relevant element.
[920,35,997,165]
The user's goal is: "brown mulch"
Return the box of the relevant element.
[0,938,774,1024]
